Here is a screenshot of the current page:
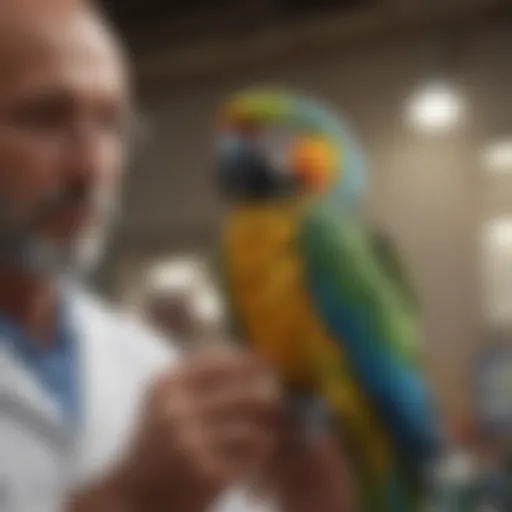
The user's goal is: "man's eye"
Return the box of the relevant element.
[5,100,69,131]
[0,90,128,139]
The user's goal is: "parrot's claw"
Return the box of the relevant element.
[286,393,333,439]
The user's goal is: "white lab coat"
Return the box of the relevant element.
[0,285,270,512]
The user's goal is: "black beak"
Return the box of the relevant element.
[216,136,297,200]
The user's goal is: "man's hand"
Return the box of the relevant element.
[70,350,279,512]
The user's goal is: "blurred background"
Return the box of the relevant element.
[94,0,512,444]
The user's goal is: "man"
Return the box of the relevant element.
[0,1,354,511]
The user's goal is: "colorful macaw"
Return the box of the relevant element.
[213,88,441,511]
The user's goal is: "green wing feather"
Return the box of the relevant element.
[299,200,440,486]
[369,230,419,315]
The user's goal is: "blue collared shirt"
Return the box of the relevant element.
[0,298,79,426]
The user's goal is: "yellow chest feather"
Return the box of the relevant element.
[223,206,332,386]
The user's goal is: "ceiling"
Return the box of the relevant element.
[98,0,511,85]
[99,0,368,51]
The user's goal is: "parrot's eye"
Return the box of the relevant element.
[252,126,295,177]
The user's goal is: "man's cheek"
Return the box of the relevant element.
[0,147,57,209]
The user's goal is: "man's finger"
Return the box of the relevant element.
[199,379,281,424]
[185,353,271,391]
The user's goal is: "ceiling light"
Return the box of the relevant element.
[481,137,512,174]
[406,82,465,133]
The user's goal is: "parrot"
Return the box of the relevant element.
[213,88,442,511]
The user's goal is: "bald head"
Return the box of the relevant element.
[0,0,130,275]
[0,0,125,82]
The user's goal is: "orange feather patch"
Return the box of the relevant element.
[290,137,338,191]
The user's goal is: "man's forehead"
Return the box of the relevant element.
[1,0,82,13]
[0,0,95,36]
[0,0,124,82]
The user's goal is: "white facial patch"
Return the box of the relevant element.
[253,126,295,176]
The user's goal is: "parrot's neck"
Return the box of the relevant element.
[227,187,360,218]
[230,197,306,218]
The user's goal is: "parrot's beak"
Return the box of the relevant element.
[216,132,297,201]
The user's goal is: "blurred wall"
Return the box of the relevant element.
[99,19,512,419]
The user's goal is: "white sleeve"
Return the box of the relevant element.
[113,308,184,377]
[71,289,276,512]
[119,324,278,512]
[111,322,278,512]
